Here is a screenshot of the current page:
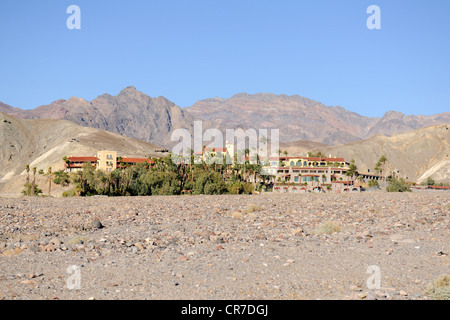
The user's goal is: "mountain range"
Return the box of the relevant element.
[0,87,195,148]
[1,87,449,147]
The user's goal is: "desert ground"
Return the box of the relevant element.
[0,192,448,300]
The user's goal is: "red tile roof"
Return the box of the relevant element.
[306,157,345,162]
[120,157,151,163]
[67,157,99,162]
[278,167,347,171]
[204,147,227,152]
[273,156,346,162]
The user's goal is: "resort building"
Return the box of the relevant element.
[64,150,152,173]
[262,155,381,193]
[96,150,117,172]
[65,157,99,173]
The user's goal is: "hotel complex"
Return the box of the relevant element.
[65,148,382,193]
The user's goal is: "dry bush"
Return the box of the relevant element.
[231,211,244,219]
[313,221,342,234]
[425,275,450,300]
[67,235,90,245]
[245,203,262,214]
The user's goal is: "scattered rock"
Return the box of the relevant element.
[42,243,55,252]
[291,228,304,236]
[210,235,224,244]
[92,220,103,229]
[350,285,363,292]
[178,255,189,262]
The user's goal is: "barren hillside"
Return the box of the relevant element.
[2,88,449,148]
[187,93,450,145]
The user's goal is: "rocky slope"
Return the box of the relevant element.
[0,87,195,148]
[0,112,164,197]
[187,93,450,146]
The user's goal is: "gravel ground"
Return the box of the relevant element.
[0,192,448,300]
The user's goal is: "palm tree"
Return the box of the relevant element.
[357,175,363,187]
[277,149,282,158]
[25,165,30,196]
[32,167,37,197]
[48,167,52,196]
[346,159,358,185]
[379,155,388,187]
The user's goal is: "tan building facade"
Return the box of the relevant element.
[96,150,117,172]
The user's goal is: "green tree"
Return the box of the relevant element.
[53,170,70,186]
[386,177,411,192]
[375,155,388,187]
[194,172,227,195]
[368,179,379,188]
[346,159,358,184]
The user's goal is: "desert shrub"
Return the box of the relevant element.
[313,221,342,234]
[368,179,379,188]
[227,184,242,195]
[67,235,90,246]
[425,275,450,300]
[245,203,262,213]
[242,182,254,194]
[62,188,78,197]
[22,184,42,196]
[386,177,411,192]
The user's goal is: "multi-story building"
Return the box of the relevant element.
[65,157,99,173]
[96,150,117,172]
[64,150,152,173]
[262,155,381,193]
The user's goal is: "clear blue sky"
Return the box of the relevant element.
[0,0,449,117]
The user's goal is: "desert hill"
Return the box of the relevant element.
[278,140,329,156]
[0,112,164,197]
